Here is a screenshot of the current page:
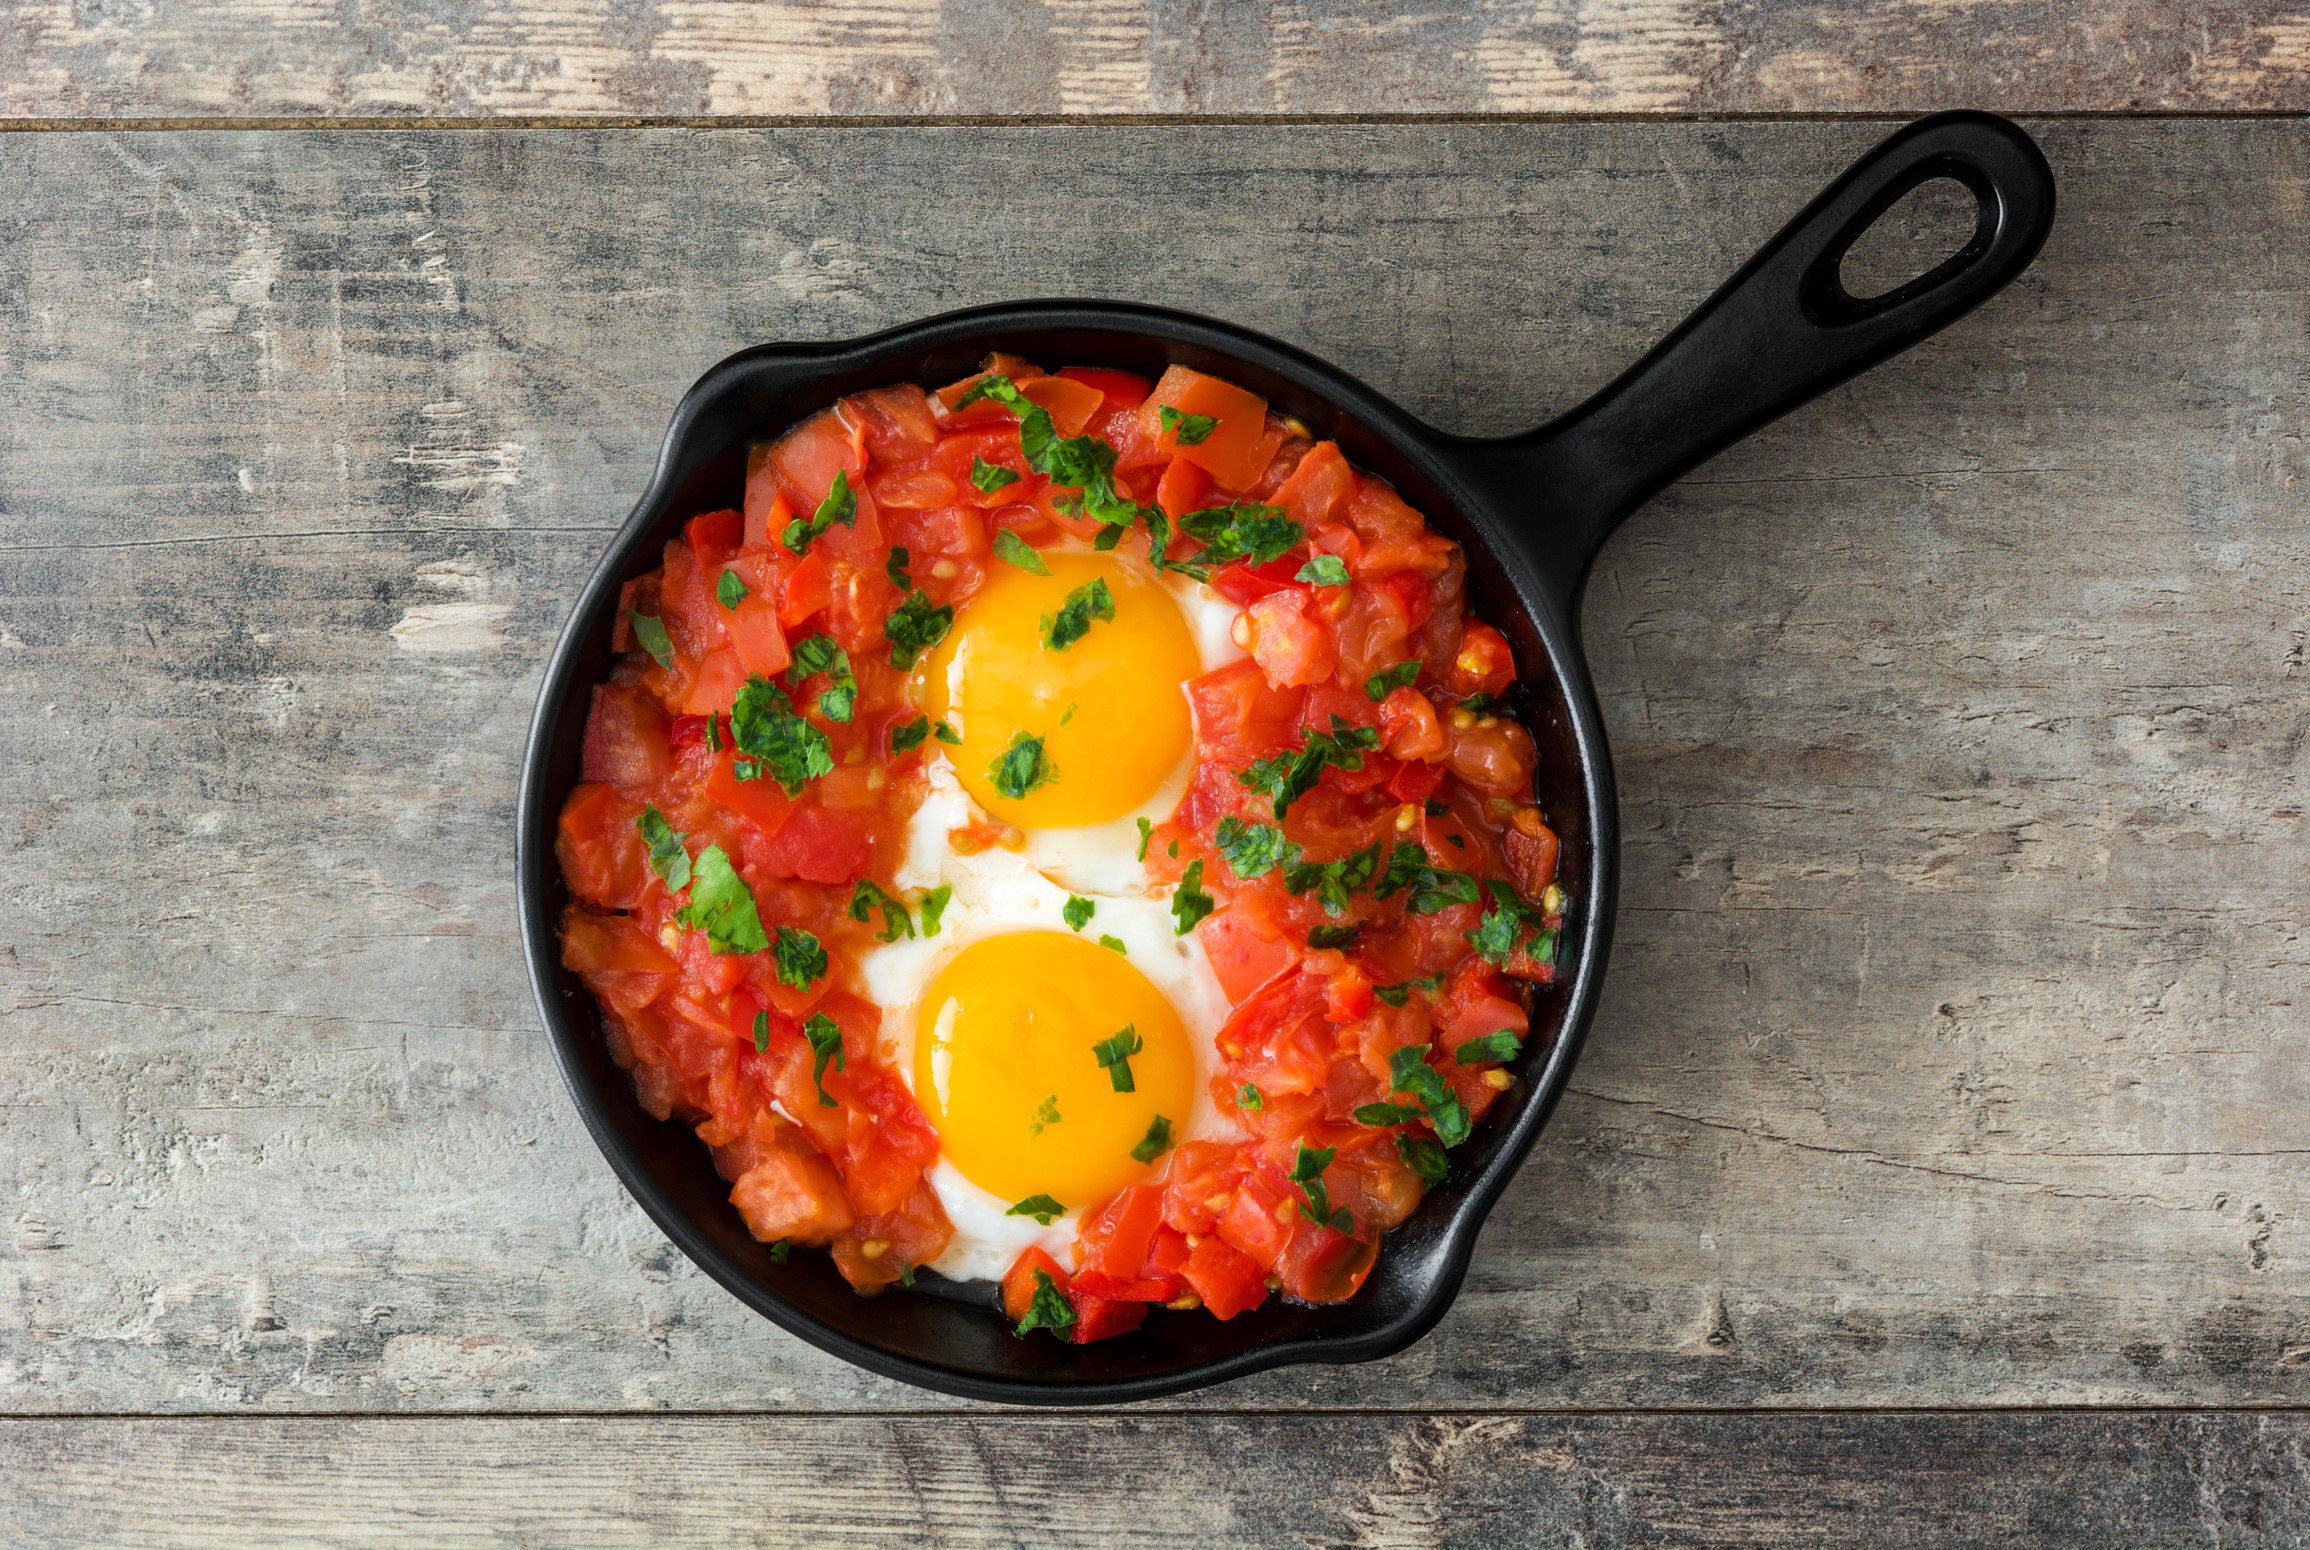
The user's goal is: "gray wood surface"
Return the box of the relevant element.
[1,117,2306,1467]
[10,1411,2310,1548]
[3,0,2308,120]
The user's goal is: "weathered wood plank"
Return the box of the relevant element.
[0,121,2306,1414]
[8,1411,2310,1547]
[1,1,2307,121]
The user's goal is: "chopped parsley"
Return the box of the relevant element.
[782,470,857,555]
[1466,905,1521,965]
[1237,1083,1264,1112]
[1295,554,1350,587]
[1042,577,1115,651]
[636,804,691,891]
[802,1012,844,1107]
[1091,1025,1142,1093]
[848,879,914,943]
[934,719,963,746]
[731,675,833,795]
[1398,1133,1449,1183]
[1007,1194,1066,1225]
[1353,1100,1424,1127]
[885,591,956,670]
[1456,1030,1524,1065]
[1062,895,1095,931]
[1158,406,1218,446]
[1388,1043,1472,1147]
[1013,1266,1075,1338]
[786,633,857,725]
[1170,859,1215,935]
[1460,692,1497,717]
[716,568,748,610]
[674,845,767,955]
[993,528,1049,574]
[1291,1142,1352,1233]
[1130,1114,1175,1164]
[704,713,723,752]
[1284,841,1380,916]
[769,1239,791,1264]
[891,715,933,754]
[990,732,1055,800]
[971,454,1023,493]
[1136,817,1153,861]
[1176,502,1303,570]
[1373,971,1446,1009]
[752,1009,770,1053]
[957,375,1152,533]
[1366,660,1421,701]
[1097,934,1128,955]
[1213,815,1294,881]
[1307,923,1363,950]
[886,544,913,592]
[771,925,828,988]
[1374,840,1483,914]
[1027,1096,1061,1137]
[1237,717,1382,819]
[920,883,952,937]
[630,611,675,670]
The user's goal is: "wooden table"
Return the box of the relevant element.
[3,10,2307,1543]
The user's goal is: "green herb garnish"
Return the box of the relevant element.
[972,455,1023,493]
[1456,1030,1524,1065]
[1466,905,1521,965]
[802,1012,844,1107]
[1042,577,1115,651]
[752,1009,770,1053]
[1295,554,1350,587]
[674,844,768,955]
[1136,817,1153,861]
[1237,1083,1264,1112]
[1062,895,1095,932]
[957,375,1153,533]
[1307,923,1363,950]
[1130,1115,1175,1164]
[1176,502,1303,569]
[1027,1096,1062,1137]
[769,1239,791,1264]
[886,544,913,593]
[1091,1025,1142,1092]
[849,879,915,943]
[1366,660,1420,701]
[1398,1133,1449,1183]
[990,732,1055,800]
[637,804,691,891]
[785,633,857,725]
[1374,841,1483,914]
[1283,842,1380,916]
[1237,716,1382,819]
[921,883,952,937]
[1213,815,1295,881]
[1387,1043,1471,1147]
[1291,1142,1352,1233]
[716,568,748,610]
[934,720,963,746]
[1353,1101,1424,1127]
[1098,934,1128,955]
[993,529,1049,574]
[731,675,834,795]
[1373,972,1446,1009]
[1013,1266,1075,1338]
[1008,1193,1066,1225]
[885,590,956,670]
[1159,406,1219,446]
[630,612,675,670]
[782,470,857,555]
[771,925,828,988]
[1170,859,1215,935]
[891,715,933,754]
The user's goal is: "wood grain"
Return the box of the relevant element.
[1,1,2307,121]
[9,1411,2310,1547]
[0,120,2306,1417]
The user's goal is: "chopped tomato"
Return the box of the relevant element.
[778,549,832,629]
[1075,1184,1167,1281]
[1181,1237,1268,1320]
[1197,901,1300,1003]
[557,782,650,909]
[760,804,870,885]
[1002,1246,1072,1323]
[1244,589,1337,689]
[580,683,671,791]
[1068,1290,1152,1341]
[561,908,676,974]
[1143,365,1272,490]
[729,1140,854,1246]
[1018,374,1106,438]
[1055,365,1152,413]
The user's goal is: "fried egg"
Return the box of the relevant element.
[862,547,1248,1282]
[912,546,1241,897]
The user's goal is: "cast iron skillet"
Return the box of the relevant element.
[519,112,2054,1404]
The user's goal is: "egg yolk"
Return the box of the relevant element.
[915,931,1196,1208]
[913,548,1200,829]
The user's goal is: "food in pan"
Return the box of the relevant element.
[556,356,1567,1342]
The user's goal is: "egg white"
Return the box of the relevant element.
[862,756,1245,1284]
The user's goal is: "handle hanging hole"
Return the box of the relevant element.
[1837,175,1985,303]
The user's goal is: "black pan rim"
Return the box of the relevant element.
[517,298,1619,1404]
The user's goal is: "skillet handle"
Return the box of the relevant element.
[1464,110,2055,612]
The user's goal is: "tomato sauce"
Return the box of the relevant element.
[558,355,1566,1338]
